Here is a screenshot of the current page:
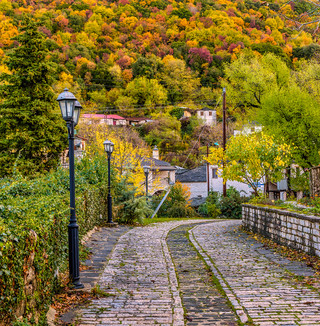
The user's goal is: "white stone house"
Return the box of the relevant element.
[176,164,264,200]
[196,108,217,126]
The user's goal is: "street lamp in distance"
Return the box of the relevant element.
[103,139,117,226]
[143,165,150,200]
[57,88,84,289]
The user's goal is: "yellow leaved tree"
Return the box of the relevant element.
[206,132,292,196]
[80,123,160,195]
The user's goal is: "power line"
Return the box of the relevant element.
[180,95,222,169]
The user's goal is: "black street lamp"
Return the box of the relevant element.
[57,88,84,289]
[103,139,115,225]
[143,165,150,200]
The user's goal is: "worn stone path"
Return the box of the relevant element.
[167,224,238,326]
[75,219,320,326]
[191,220,320,326]
[77,220,211,326]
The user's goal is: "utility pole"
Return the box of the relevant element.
[207,144,210,196]
[222,88,227,197]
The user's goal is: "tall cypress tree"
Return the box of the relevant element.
[0,17,66,177]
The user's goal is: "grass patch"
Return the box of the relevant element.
[142,217,211,226]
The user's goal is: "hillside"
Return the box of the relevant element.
[0,0,319,117]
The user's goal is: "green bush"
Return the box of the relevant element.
[219,187,249,219]
[117,196,153,224]
[198,188,249,219]
[151,182,196,218]
[198,192,221,218]
[0,153,121,324]
[166,202,196,218]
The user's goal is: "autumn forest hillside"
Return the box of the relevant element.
[1,0,320,171]
[0,0,319,116]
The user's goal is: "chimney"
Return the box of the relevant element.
[153,145,159,160]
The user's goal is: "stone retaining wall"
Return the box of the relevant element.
[242,204,320,257]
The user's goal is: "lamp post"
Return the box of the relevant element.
[103,139,115,225]
[143,165,150,200]
[57,88,84,289]
[222,87,227,197]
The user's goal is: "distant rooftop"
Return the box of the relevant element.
[175,164,207,183]
[82,114,125,120]
[141,157,176,171]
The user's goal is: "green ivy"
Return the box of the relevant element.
[0,153,116,324]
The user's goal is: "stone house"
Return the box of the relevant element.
[61,135,87,168]
[141,146,176,195]
[196,108,217,126]
[180,107,217,126]
[125,117,152,126]
[233,122,263,136]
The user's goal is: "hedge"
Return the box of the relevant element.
[0,155,113,325]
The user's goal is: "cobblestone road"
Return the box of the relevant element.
[76,219,320,326]
[191,220,320,326]
[167,224,238,326]
[77,220,211,326]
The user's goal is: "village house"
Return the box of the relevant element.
[80,114,127,126]
[175,164,263,200]
[141,146,176,195]
[233,122,263,136]
[196,107,217,126]
[181,107,217,126]
[61,134,87,168]
[125,117,152,126]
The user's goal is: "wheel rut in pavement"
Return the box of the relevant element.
[167,224,238,326]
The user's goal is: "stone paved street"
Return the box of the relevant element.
[167,224,238,326]
[77,220,211,326]
[191,220,320,326]
[75,219,320,326]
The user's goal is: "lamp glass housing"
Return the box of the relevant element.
[143,165,150,174]
[59,100,75,121]
[57,88,77,122]
[104,139,114,154]
[73,101,82,126]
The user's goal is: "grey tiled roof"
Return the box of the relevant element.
[175,164,207,183]
[141,157,176,171]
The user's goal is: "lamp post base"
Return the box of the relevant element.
[71,280,85,289]
[106,222,118,227]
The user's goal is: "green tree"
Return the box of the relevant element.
[259,85,320,168]
[120,76,167,116]
[143,115,182,150]
[161,57,200,104]
[0,18,66,177]
[222,53,290,118]
[132,55,163,79]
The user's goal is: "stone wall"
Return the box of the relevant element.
[242,204,320,257]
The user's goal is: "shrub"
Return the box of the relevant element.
[198,188,248,219]
[151,182,196,218]
[198,192,221,218]
[167,202,196,218]
[117,196,153,224]
[219,187,249,219]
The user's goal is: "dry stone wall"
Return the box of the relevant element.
[242,204,320,257]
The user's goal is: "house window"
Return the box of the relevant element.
[209,112,212,116]
[212,168,218,179]
[200,112,204,116]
